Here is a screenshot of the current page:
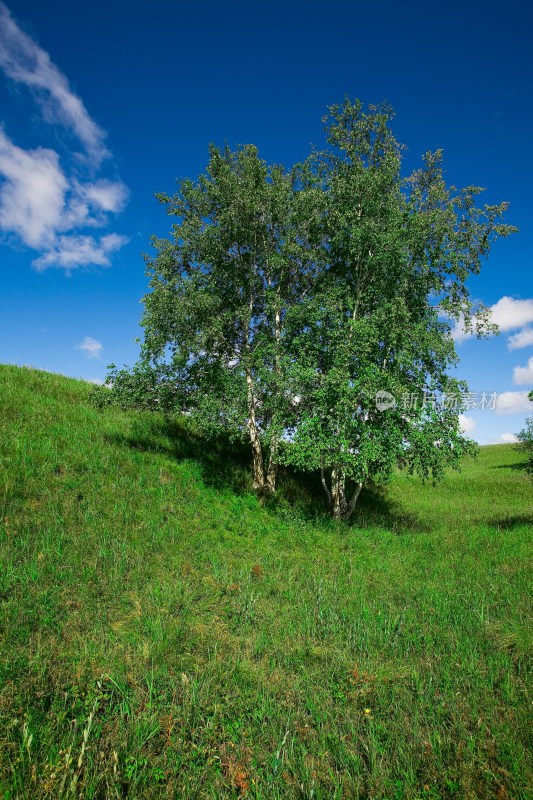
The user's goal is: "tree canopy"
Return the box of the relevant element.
[517,392,533,483]
[101,100,516,519]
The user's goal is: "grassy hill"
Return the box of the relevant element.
[0,364,531,799]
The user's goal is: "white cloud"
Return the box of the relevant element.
[451,296,533,344]
[459,414,476,433]
[58,179,129,231]
[0,129,128,268]
[0,128,67,248]
[485,433,519,445]
[483,433,518,444]
[451,316,474,343]
[491,296,533,332]
[513,356,533,386]
[495,391,533,415]
[508,327,533,350]
[0,2,108,164]
[34,232,128,272]
[75,336,103,359]
[499,433,518,444]
[0,5,129,271]
[80,180,128,213]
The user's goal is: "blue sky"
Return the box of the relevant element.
[0,0,531,444]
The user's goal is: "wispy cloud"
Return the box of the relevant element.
[459,414,476,433]
[75,336,103,359]
[491,296,533,332]
[0,128,128,269]
[508,327,533,350]
[498,433,518,444]
[450,321,471,344]
[78,180,129,215]
[495,391,532,415]
[35,233,127,271]
[513,356,533,386]
[486,432,519,445]
[452,296,533,345]
[0,2,108,164]
[0,128,67,248]
[0,3,128,271]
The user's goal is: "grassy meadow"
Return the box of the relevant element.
[0,364,531,799]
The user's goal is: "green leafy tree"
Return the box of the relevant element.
[517,391,533,482]
[102,100,516,519]
[280,100,516,519]
[105,143,319,495]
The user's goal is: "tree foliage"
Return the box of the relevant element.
[104,144,320,495]
[280,101,516,518]
[517,392,533,483]
[101,100,516,519]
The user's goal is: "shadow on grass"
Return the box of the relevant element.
[107,414,428,533]
[110,416,427,533]
[491,462,528,471]
[106,416,253,494]
[268,467,428,531]
[487,514,533,530]
[352,484,430,533]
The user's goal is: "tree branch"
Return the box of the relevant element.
[345,481,363,520]
[320,467,332,507]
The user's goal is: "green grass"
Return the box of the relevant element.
[0,364,531,799]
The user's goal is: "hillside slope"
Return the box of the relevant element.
[0,365,531,799]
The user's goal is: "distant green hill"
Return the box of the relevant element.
[0,364,531,799]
